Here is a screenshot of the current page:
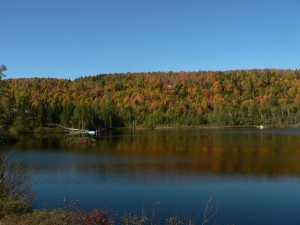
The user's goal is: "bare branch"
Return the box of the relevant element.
[0,156,32,201]
[202,197,218,225]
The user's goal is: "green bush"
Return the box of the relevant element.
[9,122,32,134]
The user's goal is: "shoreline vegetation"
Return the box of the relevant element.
[0,69,299,136]
[1,200,219,225]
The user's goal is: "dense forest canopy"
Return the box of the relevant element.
[2,69,300,130]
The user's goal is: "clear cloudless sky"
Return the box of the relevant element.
[1,0,300,79]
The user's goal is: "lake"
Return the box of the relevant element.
[1,128,300,225]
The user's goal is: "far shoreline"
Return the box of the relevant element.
[33,124,300,134]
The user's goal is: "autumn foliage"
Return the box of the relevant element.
[4,69,300,129]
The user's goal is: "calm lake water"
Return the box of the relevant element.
[1,128,300,225]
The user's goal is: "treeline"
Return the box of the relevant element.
[0,65,18,142]
[2,69,300,130]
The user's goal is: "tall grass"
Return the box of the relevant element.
[1,198,221,225]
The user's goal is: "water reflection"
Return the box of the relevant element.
[0,129,300,225]
[4,128,300,177]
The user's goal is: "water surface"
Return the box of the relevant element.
[1,128,300,225]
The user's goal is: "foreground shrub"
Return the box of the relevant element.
[2,208,114,225]
[1,195,219,225]
[0,197,32,219]
[1,203,219,225]
[0,156,32,199]
[0,156,33,219]
[121,211,148,225]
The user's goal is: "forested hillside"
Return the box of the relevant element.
[4,69,300,130]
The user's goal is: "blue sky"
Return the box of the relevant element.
[1,0,300,79]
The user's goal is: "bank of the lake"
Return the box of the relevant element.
[0,131,18,145]
[1,199,216,225]
[23,123,299,134]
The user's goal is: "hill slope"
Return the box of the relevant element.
[4,69,300,129]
